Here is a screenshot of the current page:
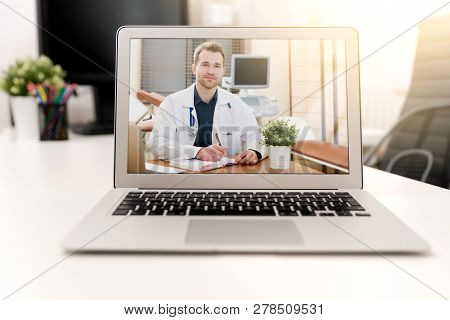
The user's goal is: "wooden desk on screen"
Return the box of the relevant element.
[147,158,322,174]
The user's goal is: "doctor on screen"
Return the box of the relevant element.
[147,41,266,163]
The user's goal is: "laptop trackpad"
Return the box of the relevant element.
[186,220,302,245]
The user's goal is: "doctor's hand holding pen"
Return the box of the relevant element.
[195,145,227,161]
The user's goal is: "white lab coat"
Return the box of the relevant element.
[147,84,267,160]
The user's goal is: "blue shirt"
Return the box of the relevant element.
[193,86,218,148]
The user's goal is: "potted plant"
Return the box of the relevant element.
[0,56,65,139]
[261,119,299,170]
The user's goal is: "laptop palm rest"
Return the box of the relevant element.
[186,220,302,245]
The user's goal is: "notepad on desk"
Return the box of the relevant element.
[170,157,235,172]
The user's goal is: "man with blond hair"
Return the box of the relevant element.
[148,41,265,164]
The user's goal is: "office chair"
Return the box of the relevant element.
[364,15,450,188]
[401,14,450,116]
[385,149,433,182]
[135,90,165,132]
[128,90,165,173]
[364,105,450,188]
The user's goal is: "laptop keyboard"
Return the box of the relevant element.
[112,191,371,217]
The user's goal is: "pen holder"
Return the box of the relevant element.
[38,103,69,141]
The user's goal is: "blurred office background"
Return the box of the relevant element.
[1,0,449,187]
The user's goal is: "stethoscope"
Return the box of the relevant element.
[187,102,236,138]
[188,107,197,137]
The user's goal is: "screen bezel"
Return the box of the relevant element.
[115,27,362,190]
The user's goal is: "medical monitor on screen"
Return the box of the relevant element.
[231,55,270,89]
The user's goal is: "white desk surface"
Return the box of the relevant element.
[1,128,449,300]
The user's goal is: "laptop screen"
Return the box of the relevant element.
[127,38,349,175]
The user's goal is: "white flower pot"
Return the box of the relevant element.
[268,146,291,170]
[10,96,39,140]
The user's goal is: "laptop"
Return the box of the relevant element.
[63,27,428,253]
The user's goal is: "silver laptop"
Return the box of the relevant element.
[63,27,428,253]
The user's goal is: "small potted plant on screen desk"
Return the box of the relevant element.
[261,119,299,170]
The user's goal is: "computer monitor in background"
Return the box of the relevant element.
[37,0,187,134]
[231,55,270,89]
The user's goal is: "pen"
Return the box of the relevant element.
[47,85,53,104]
[54,87,65,104]
[62,83,77,104]
[37,84,47,103]
[214,133,222,146]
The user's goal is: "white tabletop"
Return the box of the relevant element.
[1,128,449,300]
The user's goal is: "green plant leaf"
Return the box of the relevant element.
[0,55,66,96]
[260,119,300,147]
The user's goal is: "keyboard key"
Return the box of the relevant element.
[172,194,188,198]
[355,213,371,217]
[192,211,275,216]
[148,210,164,215]
[149,207,166,215]
[335,211,353,216]
[142,193,157,198]
[113,209,130,216]
[166,198,181,203]
[118,204,136,210]
[347,206,365,211]
[189,207,207,215]
[167,210,187,216]
[125,193,141,198]
[336,192,352,198]
[121,200,143,205]
[278,210,298,216]
[299,211,316,216]
[131,209,147,216]
[332,204,349,210]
